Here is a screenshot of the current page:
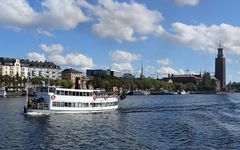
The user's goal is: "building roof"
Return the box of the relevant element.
[62,68,82,74]
[0,57,60,69]
[163,74,203,80]
[230,82,240,86]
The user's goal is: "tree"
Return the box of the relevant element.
[61,79,74,89]
[174,83,186,91]
[185,83,198,91]
[201,72,216,91]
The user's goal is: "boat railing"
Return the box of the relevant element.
[28,102,49,110]
[94,92,119,99]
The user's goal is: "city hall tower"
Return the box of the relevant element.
[215,44,226,90]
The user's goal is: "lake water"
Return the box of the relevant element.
[1,94,240,149]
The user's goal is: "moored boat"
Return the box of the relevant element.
[0,89,6,97]
[24,86,121,115]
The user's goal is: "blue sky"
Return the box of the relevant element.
[0,0,240,82]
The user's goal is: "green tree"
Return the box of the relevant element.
[185,82,198,91]
[174,83,186,91]
[61,79,74,88]
[201,72,216,91]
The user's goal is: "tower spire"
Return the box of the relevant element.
[217,43,223,58]
[140,65,144,79]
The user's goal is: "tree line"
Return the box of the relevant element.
[0,75,74,90]
[87,72,218,92]
[0,72,218,92]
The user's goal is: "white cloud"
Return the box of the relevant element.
[174,0,200,6]
[0,0,90,30]
[93,0,164,42]
[40,43,64,55]
[28,43,95,69]
[48,53,94,68]
[158,66,185,75]
[48,54,67,65]
[109,50,141,63]
[0,0,37,28]
[36,29,55,37]
[226,58,233,64]
[111,63,132,71]
[166,22,240,55]
[226,58,240,65]
[157,58,171,66]
[26,52,46,62]
[65,53,95,68]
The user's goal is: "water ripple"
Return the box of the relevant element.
[1,94,240,149]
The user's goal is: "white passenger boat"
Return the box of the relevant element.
[24,86,122,115]
[0,89,6,97]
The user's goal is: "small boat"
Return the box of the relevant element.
[24,86,122,115]
[0,89,6,97]
[132,90,150,95]
[178,90,189,95]
[151,89,176,95]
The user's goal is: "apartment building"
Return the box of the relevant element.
[0,57,61,79]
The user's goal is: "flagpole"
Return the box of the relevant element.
[26,75,29,107]
[24,72,30,113]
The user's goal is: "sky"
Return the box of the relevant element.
[0,0,240,82]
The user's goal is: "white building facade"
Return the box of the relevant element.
[0,57,61,79]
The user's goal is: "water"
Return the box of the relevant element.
[1,94,240,149]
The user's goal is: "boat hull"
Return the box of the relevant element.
[25,105,118,115]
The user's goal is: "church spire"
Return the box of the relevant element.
[140,65,144,79]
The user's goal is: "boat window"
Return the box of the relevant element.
[52,102,57,107]
[64,102,71,107]
[80,92,82,96]
[82,92,86,96]
[76,92,80,96]
[60,90,65,95]
[89,92,93,96]
[93,103,103,107]
[49,87,55,93]
[72,103,75,107]
[69,91,72,96]
[102,103,107,107]
[65,91,69,95]
[56,90,60,95]
[73,92,76,96]
[83,103,89,107]
[53,102,91,108]
[57,102,61,107]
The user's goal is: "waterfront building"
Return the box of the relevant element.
[123,73,134,78]
[86,69,107,77]
[86,69,122,78]
[0,57,61,79]
[227,82,240,92]
[215,44,226,90]
[0,58,28,77]
[62,68,88,89]
[106,69,122,78]
[161,74,202,85]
